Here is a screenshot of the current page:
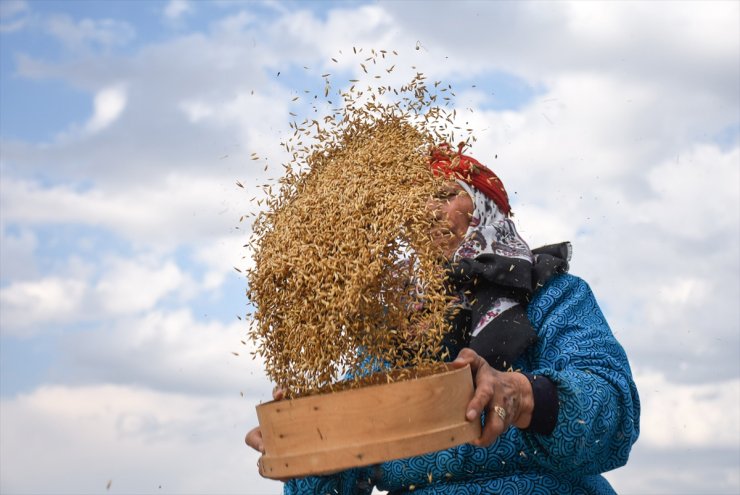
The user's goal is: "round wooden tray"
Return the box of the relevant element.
[256,364,480,479]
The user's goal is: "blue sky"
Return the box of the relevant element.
[1,1,739,494]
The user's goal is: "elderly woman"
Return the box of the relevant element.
[247,146,640,494]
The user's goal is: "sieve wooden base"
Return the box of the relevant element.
[256,364,481,480]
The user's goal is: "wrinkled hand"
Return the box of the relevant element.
[245,387,286,455]
[451,348,534,447]
[245,426,265,454]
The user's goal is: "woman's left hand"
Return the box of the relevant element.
[451,348,534,447]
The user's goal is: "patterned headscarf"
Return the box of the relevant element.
[429,144,571,368]
[453,180,532,264]
[452,181,533,338]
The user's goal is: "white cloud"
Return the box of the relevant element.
[164,0,193,22]
[656,277,708,306]
[0,227,38,281]
[180,99,215,123]
[4,30,293,184]
[605,444,740,494]
[381,0,739,96]
[211,10,255,35]
[46,14,135,49]
[58,307,266,395]
[0,276,87,332]
[0,0,28,19]
[85,84,127,133]
[94,256,193,314]
[192,235,252,291]
[642,144,740,241]
[0,253,196,335]
[0,0,29,33]
[0,173,253,248]
[0,384,280,494]
[635,371,740,449]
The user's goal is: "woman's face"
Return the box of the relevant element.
[428,181,474,259]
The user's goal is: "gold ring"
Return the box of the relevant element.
[494,405,507,421]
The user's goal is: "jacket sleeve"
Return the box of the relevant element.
[521,274,640,475]
[283,467,374,495]
[284,476,337,495]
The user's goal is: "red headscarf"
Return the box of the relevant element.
[429,143,511,216]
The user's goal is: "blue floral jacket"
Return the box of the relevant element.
[284,274,640,494]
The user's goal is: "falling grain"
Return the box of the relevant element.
[245,51,460,398]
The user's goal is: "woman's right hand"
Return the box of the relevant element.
[245,426,265,453]
[245,387,286,454]
[451,348,534,447]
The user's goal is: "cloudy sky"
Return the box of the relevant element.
[1,0,738,493]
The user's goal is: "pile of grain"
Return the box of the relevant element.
[247,55,464,398]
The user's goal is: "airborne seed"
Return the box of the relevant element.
[244,51,463,398]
